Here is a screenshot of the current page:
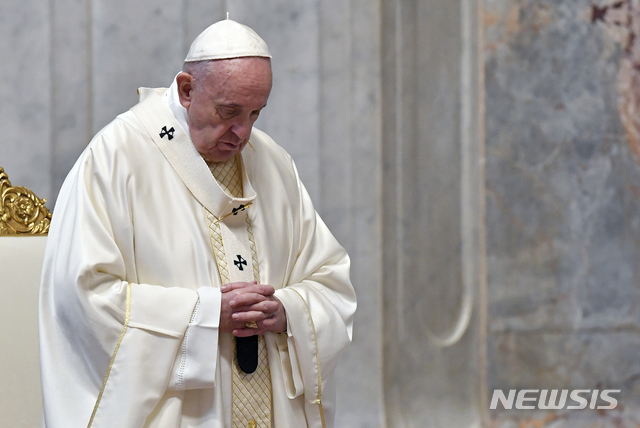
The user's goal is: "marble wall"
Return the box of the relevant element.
[484,0,640,426]
[380,0,640,426]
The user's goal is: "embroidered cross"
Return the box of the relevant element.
[159,126,175,140]
[234,255,247,271]
[232,204,247,215]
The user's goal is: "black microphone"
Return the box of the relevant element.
[236,335,258,373]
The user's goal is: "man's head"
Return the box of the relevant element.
[177,58,272,162]
[177,19,273,162]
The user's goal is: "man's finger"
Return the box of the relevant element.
[256,284,276,296]
[232,310,273,323]
[233,327,266,337]
[220,280,257,293]
[228,292,270,308]
[231,300,280,314]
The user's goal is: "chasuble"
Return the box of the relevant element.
[39,87,356,428]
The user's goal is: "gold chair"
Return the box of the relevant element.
[0,166,51,427]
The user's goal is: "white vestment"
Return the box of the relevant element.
[39,88,356,428]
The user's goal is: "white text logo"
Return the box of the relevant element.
[489,389,621,410]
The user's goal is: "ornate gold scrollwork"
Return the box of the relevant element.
[0,167,52,235]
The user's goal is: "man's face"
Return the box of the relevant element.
[177,57,272,162]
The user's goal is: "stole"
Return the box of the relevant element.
[207,156,273,428]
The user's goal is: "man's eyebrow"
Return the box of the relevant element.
[216,103,268,110]
[251,103,268,112]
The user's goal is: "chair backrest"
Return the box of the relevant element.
[0,167,51,427]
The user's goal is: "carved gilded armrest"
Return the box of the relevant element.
[0,167,52,235]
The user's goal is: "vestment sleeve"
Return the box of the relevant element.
[39,135,213,427]
[167,286,222,390]
[271,159,357,409]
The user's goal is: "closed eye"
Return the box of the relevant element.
[216,106,241,119]
[250,109,262,120]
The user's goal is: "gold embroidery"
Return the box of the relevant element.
[208,202,253,224]
[207,155,272,427]
[290,288,327,428]
[231,334,272,427]
[0,167,51,235]
[205,206,272,428]
[87,283,131,428]
[207,155,242,198]
[245,214,260,284]
[206,210,231,283]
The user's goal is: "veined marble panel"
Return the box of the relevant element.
[0,0,52,204]
[50,0,91,205]
[91,0,185,133]
[485,0,640,424]
[318,1,385,427]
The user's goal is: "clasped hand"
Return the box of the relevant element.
[220,281,287,336]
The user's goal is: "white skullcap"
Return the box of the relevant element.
[185,19,272,62]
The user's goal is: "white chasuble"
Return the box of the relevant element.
[39,87,356,428]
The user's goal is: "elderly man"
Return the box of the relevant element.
[39,19,356,428]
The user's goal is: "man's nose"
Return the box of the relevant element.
[230,117,252,140]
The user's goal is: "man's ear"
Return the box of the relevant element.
[176,72,194,109]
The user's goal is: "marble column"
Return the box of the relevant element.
[381,0,486,426]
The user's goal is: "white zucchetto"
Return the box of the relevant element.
[185,18,272,62]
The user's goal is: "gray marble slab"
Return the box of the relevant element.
[485,0,640,424]
[0,0,52,202]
